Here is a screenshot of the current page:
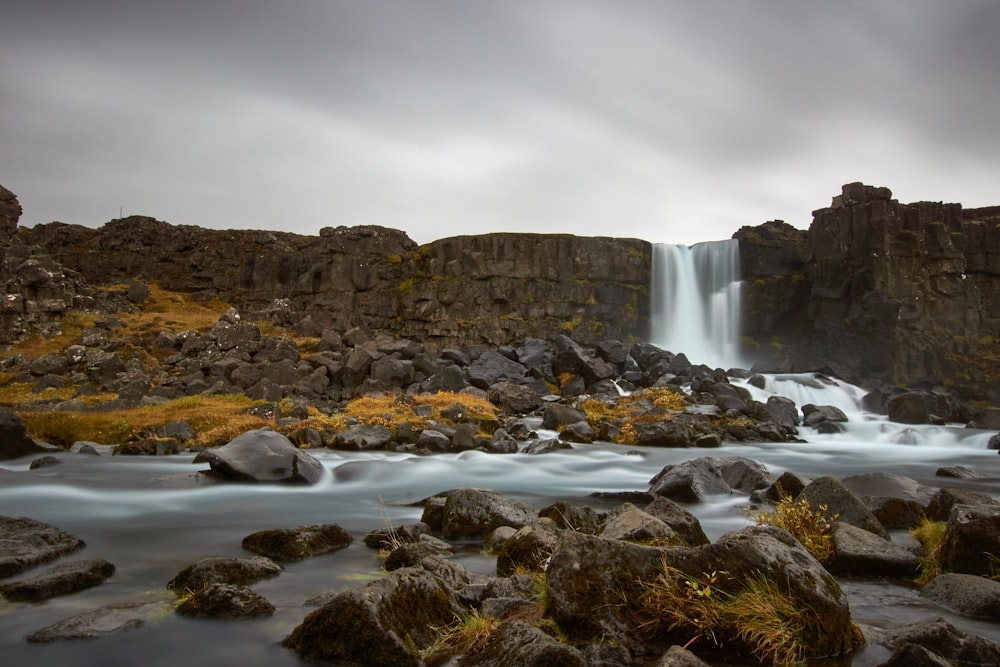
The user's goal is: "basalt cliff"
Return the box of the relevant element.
[3,182,1000,401]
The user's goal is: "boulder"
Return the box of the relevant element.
[333,423,395,451]
[655,645,712,667]
[798,476,889,539]
[643,496,709,546]
[166,556,282,593]
[716,456,774,493]
[876,617,1000,666]
[467,350,527,389]
[282,565,464,667]
[458,620,587,667]
[495,518,560,576]
[877,642,952,667]
[920,573,1000,621]
[841,472,934,529]
[487,428,519,454]
[522,437,571,455]
[940,504,1000,576]
[0,515,85,578]
[175,583,275,619]
[241,524,353,562]
[648,457,731,502]
[825,523,920,578]
[383,535,454,571]
[538,502,604,534]
[193,429,325,484]
[540,403,588,430]
[924,487,999,522]
[25,599,171,643]
[801,404,848,428]
[0,409,49,460]
[431,488,536,540]
[886,391,932,424]
[0,558,115,602]
[599,503,683,545]
[488,381,544,414]
[764,395,800,430]
[559,420,595,443]
[760,470,809,503]
[635,420,695,447]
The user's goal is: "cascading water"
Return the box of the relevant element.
[649,239,745,370]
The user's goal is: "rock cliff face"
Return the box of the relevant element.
[13,209,651,350]
[738,183,1000,400]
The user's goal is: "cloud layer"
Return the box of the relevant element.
[3,1,998,245]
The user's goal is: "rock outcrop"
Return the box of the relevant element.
[738,182,1000,397]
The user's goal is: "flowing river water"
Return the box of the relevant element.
[2,374,1000,666]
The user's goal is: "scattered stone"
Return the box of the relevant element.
[460,620,587,666]
[0,409,50,460]
[0,558,115,602]
[940,504,1000,576]
[241,524,353,562]
[825,523,920,578]
[920,572,1000,620]
[798,476,889,539]
[648,457,731,502]
[876,616,1000,666]
[166,556,282,593]
[429,488,536,540]
[175,583,275,619]
[0,515,86,578]
[25,599,172,643]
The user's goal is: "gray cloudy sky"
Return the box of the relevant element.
[2,1,998,245]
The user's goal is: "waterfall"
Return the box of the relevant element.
[650,239,745,369]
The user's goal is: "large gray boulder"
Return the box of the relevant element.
[468,350,527,389]
[193,429,325,484]
[0,515,85,577]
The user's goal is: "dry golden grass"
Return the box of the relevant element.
[423,610,500,661]
[18,394,270,447]
[296,391,498,436]
[912,518,947,585]
[637,562,829,666]
[581,387,686,445]
[751,494,838,564]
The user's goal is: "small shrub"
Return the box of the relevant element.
[752,495,837,564]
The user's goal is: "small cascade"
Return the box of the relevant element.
[649,239,745,369]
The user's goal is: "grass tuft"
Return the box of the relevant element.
[422,610,499,660]
[751,494,837,564]
[911,518,947,585]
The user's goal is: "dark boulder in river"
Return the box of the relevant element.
[193,428,324,484]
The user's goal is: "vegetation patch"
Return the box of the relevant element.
[637,562,829,666]
[750,494,837,564]
[17,394,269,448]
[911,518,947,585]
[581,387,686,445]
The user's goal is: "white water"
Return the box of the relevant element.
[650,240,745,370]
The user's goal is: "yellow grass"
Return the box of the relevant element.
[17,394,270,447]
[581,387,686,444]
[752,494,838,564]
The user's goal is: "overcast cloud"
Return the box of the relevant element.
[2,1,998,245]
